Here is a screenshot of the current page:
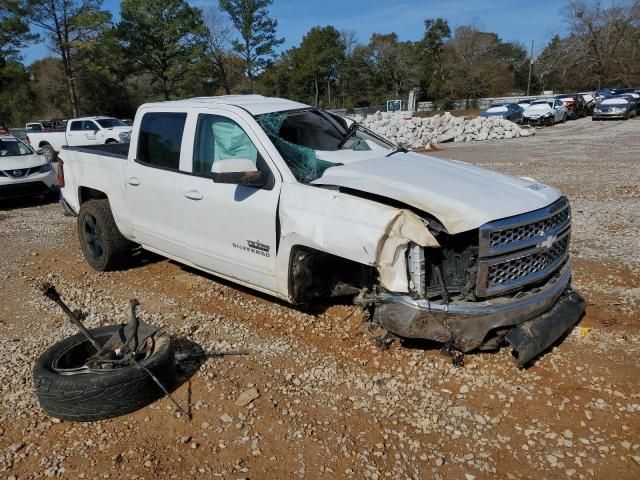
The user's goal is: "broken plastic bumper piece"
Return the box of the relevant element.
[374,263,585,366]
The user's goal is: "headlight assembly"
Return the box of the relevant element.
[38,163,53,173]
[118,131,131,142]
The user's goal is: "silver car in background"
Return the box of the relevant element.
[592,97,637,120]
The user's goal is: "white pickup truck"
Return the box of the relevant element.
[27,116,132,162]
[59,95,585,366]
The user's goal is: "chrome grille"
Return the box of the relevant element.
[489,207,569,249]
[1,168,32,179]
[479,197,570,257]
[487,235,569,289]
[477,197,572,298]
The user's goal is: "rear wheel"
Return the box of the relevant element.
[105,139,118,144]
[78,199,132,271]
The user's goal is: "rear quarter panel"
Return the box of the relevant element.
[58,148,133,238]
[29,132,67,151]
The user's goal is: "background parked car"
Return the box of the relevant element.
[614,93,640,109]
[592,97,637,120]
[0,134,57,199]
[555,94,587,119]
[479,103,524,122]
[522,98,568,126]
[517,99,534,110]
[578,92,596,115]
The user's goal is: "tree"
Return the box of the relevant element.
[219,0,284,92]
[21,0,111,116]
[562,0,640,88]
[417,18,451,99]
[370,33,420,99]
[0,61,38,125]
[441,26,514,107]
[118,0,207,100]
[1,1,37,62]
[293,26,344,106]
[202,7,235,94]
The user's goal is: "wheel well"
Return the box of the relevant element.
[288,246,376,304]
[78,187,108,205]
[105,139,117,144]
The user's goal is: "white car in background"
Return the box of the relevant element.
[522,98,568,126]
[26,116,132,162]
[0,135,57,199]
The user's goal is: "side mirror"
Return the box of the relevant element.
[36,149,44,155]
[213,170,269,187]
[211,158,268,188]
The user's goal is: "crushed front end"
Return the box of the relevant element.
[374,196,586,366]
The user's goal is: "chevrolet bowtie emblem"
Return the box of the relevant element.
[539,235,557,250]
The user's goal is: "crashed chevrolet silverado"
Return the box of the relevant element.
[58,95,585,366]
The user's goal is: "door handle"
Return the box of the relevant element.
[183,189,203,200]
[127,177,140,186]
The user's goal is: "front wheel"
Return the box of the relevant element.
[548,117,555,126]
[78,199,132,271]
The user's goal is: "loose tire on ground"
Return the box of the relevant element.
[33,325,174,422]
[78,199,132,271]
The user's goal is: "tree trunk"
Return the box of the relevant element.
[314,74,319,107]
[327,78,331,109]
[65,70,79,117]
[220,64,231,94]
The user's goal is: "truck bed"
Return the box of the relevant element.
[62,143,129,159]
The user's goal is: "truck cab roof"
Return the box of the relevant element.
[145,95,310,115]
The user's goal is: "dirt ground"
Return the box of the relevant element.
[1,116,639,479]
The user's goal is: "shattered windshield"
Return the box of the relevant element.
[255,108,394,183]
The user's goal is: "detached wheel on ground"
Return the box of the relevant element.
[33,325,175,422]
[78,199,132,271]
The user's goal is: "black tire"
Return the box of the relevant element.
[33,325,174,422]
[41,144,57,162]
[105,139,118,144]
[78,199,132,271]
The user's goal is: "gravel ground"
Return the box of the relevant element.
[0,117,639,479]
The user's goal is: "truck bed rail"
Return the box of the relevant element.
[62,143,129,159]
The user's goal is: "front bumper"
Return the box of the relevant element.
[522,116,551,125]
[0,180,57,199]
[592,111,627,119]
[374,263,585,366]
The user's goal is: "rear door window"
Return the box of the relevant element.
[69,121,82,131]
[137,112,187,170]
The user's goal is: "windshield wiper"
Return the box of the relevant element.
[385,145,408,157]
[337,123,357,149]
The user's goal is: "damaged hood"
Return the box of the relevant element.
[311,152,561,234]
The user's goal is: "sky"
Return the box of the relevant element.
[21,0,571,65]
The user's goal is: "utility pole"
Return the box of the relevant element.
[526,40,534,96]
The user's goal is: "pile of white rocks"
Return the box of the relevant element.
[352,111,534,148]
